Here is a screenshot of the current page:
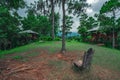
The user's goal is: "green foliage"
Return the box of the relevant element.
[22,13,51,36]
[99,0,120,48]
[116,18,120,32]
[0,0,26,50]
[78,27,87,35]
[55,0,88,52]
[54,13,60,35]
[77,13,97,42]
[0,6,20,50]
[49,13,60,35]
[100,0,120,14]
[86,35,92,41]
[98,15,116,33]
[65,15,73,35]
[0,7,19,32]
[54,37,61,41]
[104,40,112,48]
[68,0,88,16]
[99,0,120,32]
[40,36,53,41]
[37,16,51,35]
[0,0,25,9]
[67,36,81,42]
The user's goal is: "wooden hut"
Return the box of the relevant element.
[87,26,117,46]
[19,30,39,40]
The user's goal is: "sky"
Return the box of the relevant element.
[18,0,108,32]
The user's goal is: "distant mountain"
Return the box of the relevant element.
[57,32,80,37]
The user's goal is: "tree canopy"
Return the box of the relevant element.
[100,0,120,48]
[100,0,120,14]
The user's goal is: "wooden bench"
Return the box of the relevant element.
[73,48,94,71]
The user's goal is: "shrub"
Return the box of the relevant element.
[67,36,81,42]
[54,37,61,41]
[86,35,92,41]
[104,40,112,48]
[40,36,53,41]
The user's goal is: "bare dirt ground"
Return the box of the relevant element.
[0,49,120,80]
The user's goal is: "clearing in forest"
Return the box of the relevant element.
[0,41,120,80]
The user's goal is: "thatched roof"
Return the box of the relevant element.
[19,30,39,34]
[87,26,100,32]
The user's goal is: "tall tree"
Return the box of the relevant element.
[45,0,60,39]
[60,0,88,53]
[36,0,47,16]
[50,0,55,39]
[61,0,66,53]
[100,0,120,48]
[29,0,59,39]
[0,0,25,50]
[77,13,88,41]
[65,15,73,36]
[28,0,88,53]
[53,13,60,36]
[98,14,114,33]
[117,18,120,49]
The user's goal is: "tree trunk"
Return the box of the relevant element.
[51,0,55,39]
[61,0,66,53]
[112,28,115,48]
[112,10,115,48]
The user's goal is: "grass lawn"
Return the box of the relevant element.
[0,41,120,80]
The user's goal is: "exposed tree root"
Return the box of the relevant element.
[3,64,33,80]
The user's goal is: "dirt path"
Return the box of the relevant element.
[0,49,120,80]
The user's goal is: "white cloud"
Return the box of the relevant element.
[71,19,79,32]
[91,0,108,12]
[87,0,99,4]
[18,0,108,32]
[24,0,38,5]
[85,0,108,16]
[86,8,93,14]
[17,8,27,17]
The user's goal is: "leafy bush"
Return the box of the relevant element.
[54,37,61,41]
[79,36,87,42]
[40,36,53,41]
[86,35,92,41]
[67,36,81,42]
[104,40,112,48]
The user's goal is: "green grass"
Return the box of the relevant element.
[11,52,40,62]
[12,55,24,60]
[26,52,40,57]
[48,60,66,69]
[12,55,28,62]
[1,41,120,72]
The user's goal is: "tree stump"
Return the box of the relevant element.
[73,48,94,71]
